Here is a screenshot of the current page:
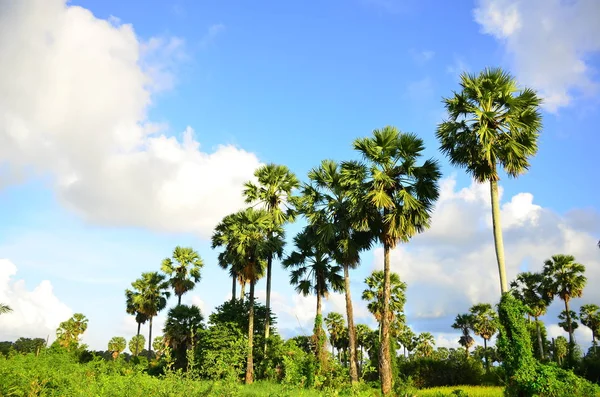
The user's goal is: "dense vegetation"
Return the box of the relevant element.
[2,68,600,396]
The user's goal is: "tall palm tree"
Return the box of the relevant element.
[243,163,299,346]
[212,207,283,384]
[452,313,475,359]
[436,68,542,294]
[415,332,435,358]
[324,311,345,359]
[510,271,552,358]
[125,288,149,356]
[161,246,204,306]
[130,272,171,355]
[362,270,407,341]
[0,303,11,315]
[470,303,499,372]
[297,159,372,383]
[580,304,600,353]
[283,225,344,365]
[344,127,440,394]
[543,254,587,350]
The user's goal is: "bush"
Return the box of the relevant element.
[397,356,485,388]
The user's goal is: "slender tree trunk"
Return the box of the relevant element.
[593,331,597,354]
[315,287,325,364]
[490,179,508,294]
[148,316,153,359]
[177,294,182,306]
[535,316,544,359]
[264,252,273,353]
[231,275,237,302]
[135,322,141,356]
[343,263,359,383]
[240,282,246,301]
[379,243,393,396]
[465,344,470,360]
[565,300,573,345]
[484,338,489,373]
[246,281,255,384]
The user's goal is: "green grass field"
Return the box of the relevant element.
[414,386,503,396]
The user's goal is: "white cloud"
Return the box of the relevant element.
[474,0,600,112]
[0,259,73,341]
[0,0,260,238]
[410,49,435,64]
[371,177,600,335]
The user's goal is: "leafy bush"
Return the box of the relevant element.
[397,356,485,388]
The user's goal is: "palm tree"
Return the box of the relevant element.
[470,303,499,372]
[415,332,435,358]
[345,127,440,395]
[212,207,283,384]
[510,271,552,358]
[580,304,600,352]
[129,334,145,357]
[56,313,88,349]
[107,336,126,360]
[130,272,171,355]
[436,68,542,294]
[398,324,416,357]
[283,225,344,365]
[452,313,475,359]
[355,323,371,376]
[324,311,345,359]
[163,304,204,369]
[0,303,11,315]
[161,246,204,306]
[125,288,149,356]
[543,254,587,351]
[297,159,373,383]
[558,310,579,334]
[362,270,407,341]
[243,163,299,346]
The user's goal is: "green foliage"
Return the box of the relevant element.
[163,304,204,370]
[56,313,88,350]
[161,246,204,305]
[12,337,47,355]
[196,322,248,380]
[107,337,126,359]
[209,298,276,340]
[129,334,145,357]
[398,355,485,388]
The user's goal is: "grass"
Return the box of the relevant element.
[414,386,503,396]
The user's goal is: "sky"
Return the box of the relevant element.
[0,0,599,353]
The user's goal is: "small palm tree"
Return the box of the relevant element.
[107,336,126,360]
[56,313,88,349]
[452,313,475,359]
[362,270,407,341]
[130,272,171,355]
[436,68,542,294]
[129,335,145,357]
[470,303,499,372]
[283,225,344,365]
[345,127,441,395]
[161,246,204,306]
[543,254,587,350]
[0,303,12,315]
[163,304,204,369]
[415,332,435,358]
[324,312,345,359]
[243,163,299,346]
[355,323,371,376]
[580,304,600,353]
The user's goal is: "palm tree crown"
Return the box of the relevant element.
[161,246,204,306]
[362,270,407,324]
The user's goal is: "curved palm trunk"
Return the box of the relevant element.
[490,179,508,294]
[231,275,237,302]
[264,252,273,352]
[147,316,153,359]
[534,316,544,359]
[379,244,393,396]
[245,280,255,384]
[343,263,359,383]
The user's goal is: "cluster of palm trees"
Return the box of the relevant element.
[452,304,499,371]
[125,246,204,356]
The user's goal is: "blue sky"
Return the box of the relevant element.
[0,0,599,351]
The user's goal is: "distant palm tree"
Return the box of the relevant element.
[436,68,542,294]
[130,272,171,355]
[345,127,440,395]
[107,336,126,360]
[354,323,371,376]
[244,163,299,346]
[0,303,12,315]
[470,303,499,372]
[161,246,204,306]
[415,332,435,358]
[452,313,475,359]
[543,254,587,350]
[128,334,145,357]
[298,159,372,383]
[56,313,88,349]
[558,310,579,334]
[283,225,344,365]
[580,304,600,353]
[324,312,345,359]
[125,288,149,356]
[511,271,552,358]
[362,270,407,341]
[163,304,204,369]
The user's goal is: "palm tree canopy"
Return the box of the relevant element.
[125,289,149,325]
[580,304,600,336]
[161,246,204,299]
[362,270,407,323]
[163,304,205,350]
[282,225,344,297]
[452,313,475,337]
[558,310,580,333]
[542,254,587,303]
[324,312,346,345]
[130,272,171,318]
[469,303,499,341]
[415,332,435,357]
[107,336,126,354]
[436,67,542,182]
[344,127,441,248]
[0,303,12,315]
[243,163,299,225]
[510,271,552,317]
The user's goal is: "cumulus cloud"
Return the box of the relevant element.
[371,177,600,345]
[473,0,600,112]
[0,259,72,341]
[0,0,260,238]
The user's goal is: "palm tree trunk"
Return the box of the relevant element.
[565,300,573,345]
[148,316,153,359]
[465,344,469,360]
[343,263,359,383]
[231,275,237,302]
[484,338,489,373]
[315,287,324,364]
[240,281,246,301]
[490,179,508,294]
[535,316,544,359]
[264,252,273,353]
[177,294,182,306]
[245,280,255,384]
[135,321,141,356]
[379,243,393,396]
